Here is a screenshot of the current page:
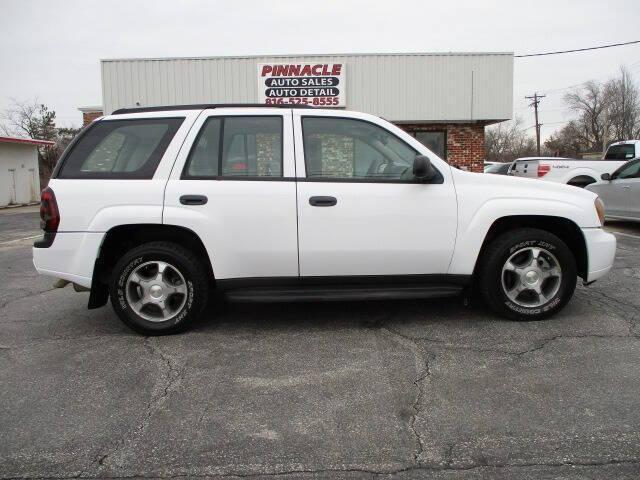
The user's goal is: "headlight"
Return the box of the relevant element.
[595,197,605,226]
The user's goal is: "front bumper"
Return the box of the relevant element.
[582,227,616,282]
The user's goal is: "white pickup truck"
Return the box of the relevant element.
[509,140,639,187]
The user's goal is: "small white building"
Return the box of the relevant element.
[0,136,53,207]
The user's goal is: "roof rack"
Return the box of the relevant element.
[111,103,315,115]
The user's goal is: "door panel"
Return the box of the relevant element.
[164,109,298,279]
[593,182,627,216]
[297,181,457,276]
[164,181,298,278]
[626,179,640,218]
[293,111,457,277]
[605,160,640,218]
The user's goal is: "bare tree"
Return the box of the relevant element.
[485,117,537,162]
[563,81,608,150]
[1,99,79,184]
[604,66,640,142]
[543,121,586,157]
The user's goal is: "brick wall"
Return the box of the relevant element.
[398,122,486,173]
[81,111,103,126]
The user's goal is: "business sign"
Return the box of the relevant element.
[257,63,345,107]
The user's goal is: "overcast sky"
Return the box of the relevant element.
[1,0,639,139]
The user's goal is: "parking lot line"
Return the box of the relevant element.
[611,231,640,240]
[0,234,41,246]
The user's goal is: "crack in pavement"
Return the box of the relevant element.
[577,288,640,336]
[81,337,187,475]
[377,327,638,357]
[3,458,640,479]
[0,287,57,310]
[378,325,434,466]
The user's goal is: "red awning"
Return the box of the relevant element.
[0,136,55,147]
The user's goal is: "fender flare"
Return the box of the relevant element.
[566,174,597,187]
[448,198,594,276]
[559,167,599,185]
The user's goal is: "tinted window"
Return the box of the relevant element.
[58,118,183,179]
[605,144,636,160]
[615,160,640,179]
[484,163,510,174]
[302,117,418,181]
[185,118,221,177]
[184,116,283,178]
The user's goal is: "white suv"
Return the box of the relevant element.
[33,105,616,335]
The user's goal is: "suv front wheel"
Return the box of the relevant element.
[109,241,209,335]
[478,228,577,321]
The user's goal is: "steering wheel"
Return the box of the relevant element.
[366,157,387,177]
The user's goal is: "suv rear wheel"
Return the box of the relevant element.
[109,241,209,335]
[478,228,577,321]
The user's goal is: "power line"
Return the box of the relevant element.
[515,40,640,58]
[530,59,640,96]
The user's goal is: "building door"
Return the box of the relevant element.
[294,113,458,277]
[29,168,38,202]
[7,169,16,204]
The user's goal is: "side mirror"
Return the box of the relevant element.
[601,173,611,181]
[413,155,436,181]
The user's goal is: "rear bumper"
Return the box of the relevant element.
[32,232,104,289]
[582,227,616,282]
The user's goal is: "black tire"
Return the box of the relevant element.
[109,241,209,335]
[478,228,577,321]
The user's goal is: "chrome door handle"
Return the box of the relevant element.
[622,186,631,189]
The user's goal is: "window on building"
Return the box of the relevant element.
[58,118,184,179]
[302,117,418,181]
[184,116,283,178]
[413,131,446,160]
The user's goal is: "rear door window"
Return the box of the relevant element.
[183,116,283,179]
[57,118,184,179]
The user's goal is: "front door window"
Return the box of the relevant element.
[302,117,418,181]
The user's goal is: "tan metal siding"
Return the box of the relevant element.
[101,53,513,122]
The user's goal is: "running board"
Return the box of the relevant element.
[223,285,464,303]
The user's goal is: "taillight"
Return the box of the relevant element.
[537,164,550,177]
[40,187,60,233]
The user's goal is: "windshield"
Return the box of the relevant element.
[484,163,507,173]
[605,144,635,160]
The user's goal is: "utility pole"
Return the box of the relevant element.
[602,109,609,157]
[525,93,546,156]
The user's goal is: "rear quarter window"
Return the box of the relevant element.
[57,118,184,179]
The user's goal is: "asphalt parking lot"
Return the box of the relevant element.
[1,206,640,479]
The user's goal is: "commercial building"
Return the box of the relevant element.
[85,52,513,172]
[0,136,52,207]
